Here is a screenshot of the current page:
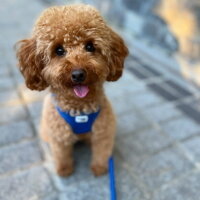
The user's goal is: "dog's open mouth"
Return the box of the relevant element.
[73,85,89,98]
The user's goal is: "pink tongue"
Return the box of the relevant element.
[73,85,89,98]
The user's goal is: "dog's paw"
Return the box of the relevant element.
[91,164,108,176]
[56,165,74,177]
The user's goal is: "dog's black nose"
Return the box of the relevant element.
[71,69,86,83]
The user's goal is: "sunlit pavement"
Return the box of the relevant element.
[1,0,200,200]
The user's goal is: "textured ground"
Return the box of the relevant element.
[1,0,200,200]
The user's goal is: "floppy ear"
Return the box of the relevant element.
[16,39,48,90]
[106,30,129,81]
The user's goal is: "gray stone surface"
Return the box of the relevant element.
[0,90,20,105]
[105,70,147,97]
[117,128,173,159]
[0,76,14,90]
[144,103,182,123]
[114,155,145,200]
[115,170,143,200]
[117,108,151,135]
[33,117,41,134]
[153,171,200,200]
[130,90,164,108]
[105,71,147,116]
[181,136,200,163]
[59,179,109,200]
[0,66,10,77]
[42,192,59,200]
[0,166,54,200]
[161,116,200,141]
[128,147,194,191]
[0,104,28,123]
[0,140,42,175]
[27,101,43,119]
[0,120,34,147]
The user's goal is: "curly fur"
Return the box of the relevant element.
[16,4,128,176]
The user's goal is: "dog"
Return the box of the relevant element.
[16,4,128,177]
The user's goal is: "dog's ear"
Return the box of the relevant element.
[106,30,129,81]
[16,39,48,90]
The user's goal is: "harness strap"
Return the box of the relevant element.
[56,106,100,134]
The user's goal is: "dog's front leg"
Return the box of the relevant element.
[49,141,74,177]
[91,100,116,176]
[91,132,115,176]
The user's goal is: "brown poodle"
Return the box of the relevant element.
[16,4,128,177]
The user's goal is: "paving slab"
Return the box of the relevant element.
[0,166,54,200]
[0,140,42,175]
[0,90,20,105]
[153,171,200,200]
[33,117,41,134]
[42,192,59,200]
[0,104,28,124]
[0,76,15,91]
[27,101,43,119]
[161,116,200,141]
[127,147,194,191]
[0,120,34,147]
[117,128,174,159]
[105,75,146,100]
[144,103,182,123]
[130,90,164,108]
[181,136,200,163]
[117,108,151,135]
[0,66,10,77]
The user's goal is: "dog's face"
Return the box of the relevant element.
[16,5,128,98]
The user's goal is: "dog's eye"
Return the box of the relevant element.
[55,45,66,56]
[85,42,95,52]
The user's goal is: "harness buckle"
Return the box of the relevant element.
[75,115,89,123]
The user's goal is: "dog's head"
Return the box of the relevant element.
[16,5,128,98]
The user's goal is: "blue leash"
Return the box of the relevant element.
[109,156,117,200]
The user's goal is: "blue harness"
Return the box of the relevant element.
[56,106,100,134]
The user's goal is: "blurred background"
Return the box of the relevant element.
[1,0,200,200]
